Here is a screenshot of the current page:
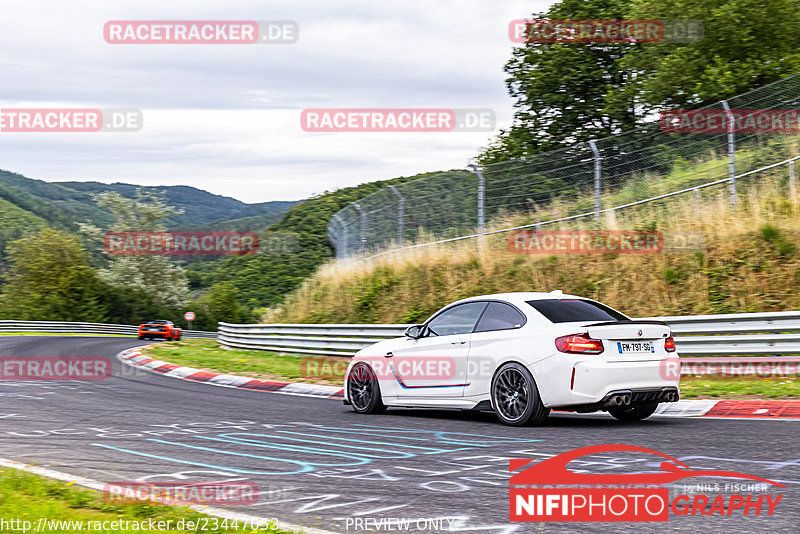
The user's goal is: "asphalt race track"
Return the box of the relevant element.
[0,336,798,533]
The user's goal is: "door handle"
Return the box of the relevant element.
[385,352,393,357]
[450,338,466,345]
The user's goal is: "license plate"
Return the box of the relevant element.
[617,341,654,354]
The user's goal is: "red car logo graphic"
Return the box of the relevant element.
[510,444,785,487]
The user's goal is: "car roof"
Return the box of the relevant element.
[452,291,587,307]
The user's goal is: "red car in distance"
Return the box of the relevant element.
[137,320,182,341]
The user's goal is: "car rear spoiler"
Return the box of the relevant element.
[582,319,669,327]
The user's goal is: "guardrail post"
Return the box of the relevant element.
[693,187,700,218]
[387,185,405,247]
[353,202,367,255]
[588,140,601,221]
[790,159,797,201]
[469,164,485,250]
[721,100,736,207]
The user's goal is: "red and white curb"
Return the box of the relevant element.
[118,348,344,399]
[654,398,800,419]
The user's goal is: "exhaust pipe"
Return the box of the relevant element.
[664,391,678,402]
[608,395,624,406]
[603,391,635,409]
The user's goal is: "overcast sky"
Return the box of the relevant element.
[0,1,553,203]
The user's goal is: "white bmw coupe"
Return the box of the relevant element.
[344,291,680,426]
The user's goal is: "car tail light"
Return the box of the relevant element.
[664,336,676,352]
[555,334,604,354]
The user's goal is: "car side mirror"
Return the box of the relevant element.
[404,325,424,339]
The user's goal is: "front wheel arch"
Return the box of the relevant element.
[346,361,387,414]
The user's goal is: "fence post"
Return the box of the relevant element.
[469,164,486,249]
[387,185,405,247]
[588,140,601,221]
[790,159,797,201]
[721,100,736,207]
[353,203,366,255]
[332,213,347,258]
[326,224,339,259]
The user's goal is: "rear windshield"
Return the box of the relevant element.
[527,299,628,323]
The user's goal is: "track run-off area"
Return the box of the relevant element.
[1,336,798,533]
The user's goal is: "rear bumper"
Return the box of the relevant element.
[139,332,171,338]
[532,355,680,408]
[558,387,679,413]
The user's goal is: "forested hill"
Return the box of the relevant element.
[208,169,466,308]
[0,169,296,230]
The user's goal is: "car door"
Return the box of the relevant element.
[390,301,487,399]
[463,301,528,399]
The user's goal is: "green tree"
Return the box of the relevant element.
[187,281,255,330]
[480,0,638,164]
[480,0,800,164]
[80,189,190,309]
[100,284,180,325]
[614,0,800,110]
[0,229,106,321]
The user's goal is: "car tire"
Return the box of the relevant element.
[491,362,550,426]
[608,402,659,422]
[137,336,144,340]
[347,362,387,414]
[175,334,181,341]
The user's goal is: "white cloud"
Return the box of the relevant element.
[0,0,553,201]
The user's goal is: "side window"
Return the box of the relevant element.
[475,302,526,332]
[425,302,487,337]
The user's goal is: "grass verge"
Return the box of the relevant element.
[680,375,800,399]
[141,339,341,386]
[0,467,284,533]
[141,340,799,399]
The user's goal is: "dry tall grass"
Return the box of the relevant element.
[264,171,800,324]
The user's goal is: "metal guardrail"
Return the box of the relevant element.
[0,320,216,339]
[218,311,800,363]
[217,323,407,356]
